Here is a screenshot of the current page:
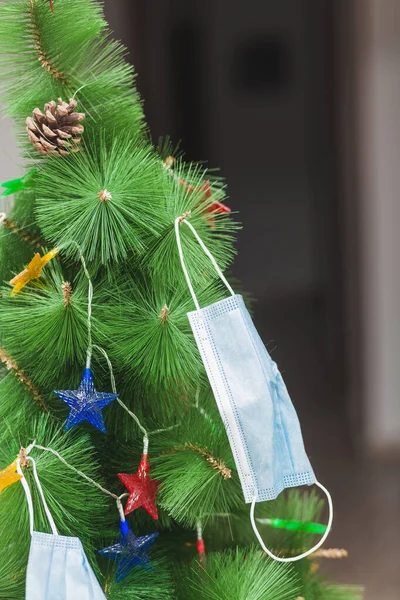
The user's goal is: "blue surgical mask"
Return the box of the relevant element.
[175,217,333,562]
[16,457,106,600]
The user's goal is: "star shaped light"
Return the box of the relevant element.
[199,180,231,228]
[165,157,231,228]
[9,248,59,296]
[99,520,158,582]
[0,460,22,494]
[1,169,36,198]
[54,368,118,433]
[118,454,160,519]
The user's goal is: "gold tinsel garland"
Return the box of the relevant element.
[0,347,46,410]
[28,0,70,85]
[2,217,42,248]
[61,281,72,308]
[184,442,232,480]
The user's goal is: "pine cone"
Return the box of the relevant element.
[26,98,85,156]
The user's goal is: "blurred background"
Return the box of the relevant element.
[1,1,400,598]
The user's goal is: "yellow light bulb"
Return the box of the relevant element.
[0,460,22,494]
[10,248,59,295]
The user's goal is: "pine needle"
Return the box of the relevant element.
[151,393,243,527]
[0,372,46,430]
[175,548,300,600]
[36,135,166,266]
[0,261,103,390]
[100,554,175,600]
[0,0,143,138]
[103,276,227,398]
[0,413,112,579]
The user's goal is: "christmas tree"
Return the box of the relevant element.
[0,1,363,598]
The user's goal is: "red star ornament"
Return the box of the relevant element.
[202,180,231,213]
[178,176,231,227]
[197,180,231,228]
[118,454,160,519]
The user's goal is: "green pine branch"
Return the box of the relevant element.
[175,548,300,600]
[0,414,112,583]
[151,392,243,527]
[0,261,105,390]
[36,134,166,265]
[0,0,143,139]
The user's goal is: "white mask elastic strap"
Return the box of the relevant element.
[175,216,235,310]
[250,480,333,562]
[16,457,58,536]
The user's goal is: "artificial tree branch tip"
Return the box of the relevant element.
[97,189,112,202]
[61,281,72,308]
[159,304,170,324]
[18,448,29,469]
[178,211,191,225]
[164,155,175,169]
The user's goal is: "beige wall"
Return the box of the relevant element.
[356,0,400,451]
[0,108,20,213]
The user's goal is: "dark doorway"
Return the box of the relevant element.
[104,0,350,457]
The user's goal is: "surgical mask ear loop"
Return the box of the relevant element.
[16,457,58,536]
[176,217,334,558]
[174,216,235,310]
[250,480,333,563]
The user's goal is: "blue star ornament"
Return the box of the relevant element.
[99,520,158,582]
[54,368,118,433]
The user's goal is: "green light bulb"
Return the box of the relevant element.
[268,518,327,535]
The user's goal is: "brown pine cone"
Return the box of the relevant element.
[26,98,85,156]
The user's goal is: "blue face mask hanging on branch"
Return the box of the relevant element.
[16,457,107,600]
[175,216,333,562]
